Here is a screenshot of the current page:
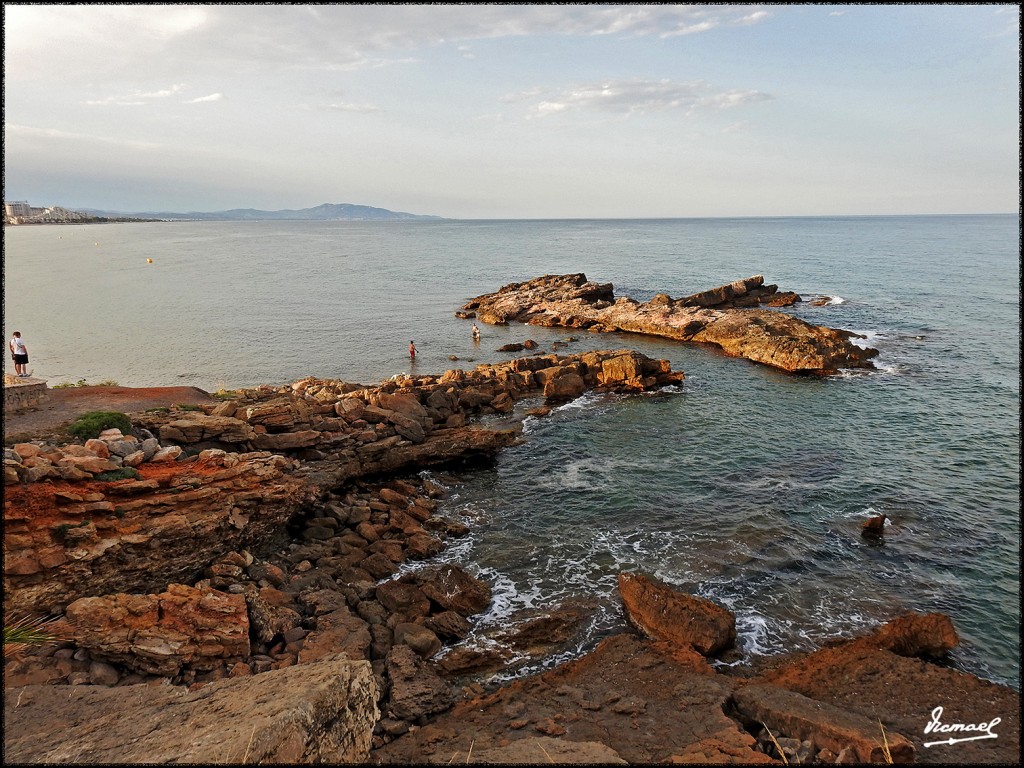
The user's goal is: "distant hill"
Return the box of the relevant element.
[79,202,443,221]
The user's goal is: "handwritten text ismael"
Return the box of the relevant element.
[923,706,1001,748]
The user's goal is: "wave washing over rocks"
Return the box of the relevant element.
[3,338,1019,762]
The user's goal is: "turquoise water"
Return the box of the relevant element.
[3,215,1019,687]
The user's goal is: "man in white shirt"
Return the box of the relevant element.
[9,331,29,376]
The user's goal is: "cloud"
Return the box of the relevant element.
[9,5,773,82]
[186,93,224,103]
[509,78,772,118]
[84,84,188,106]
[5,123,162,151]
[311,102,382,113]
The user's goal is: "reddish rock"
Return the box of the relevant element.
[618,572,735,656]
[385,644,453,721]
[415,564,492,617]
[64,583,250,677]
[868,611,959,658]
[375,579,431,622]
[298,606,372,664]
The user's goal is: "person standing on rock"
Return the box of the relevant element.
[409,340,417,359]
[9,331,29,377]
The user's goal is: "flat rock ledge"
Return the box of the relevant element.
[462,273,879,374]
[3,654,378,764]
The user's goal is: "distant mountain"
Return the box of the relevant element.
[79,202,443,221]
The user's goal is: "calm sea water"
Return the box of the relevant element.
[3,216,1019,688]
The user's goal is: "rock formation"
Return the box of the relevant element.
[3,654,377,764]
[4,352,1019,765]
[461,273,878,374]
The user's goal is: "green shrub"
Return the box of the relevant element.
[52,520,90,541]
[175,403,204,412]
[52,379,118,389]
[93,467,142,482]
[67,411,132,440]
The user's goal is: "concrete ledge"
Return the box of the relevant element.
[3,376,47,413]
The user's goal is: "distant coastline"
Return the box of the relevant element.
[3,200,443,225]
[79,201,443,222]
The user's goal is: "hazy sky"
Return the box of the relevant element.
[3,4,1019,218]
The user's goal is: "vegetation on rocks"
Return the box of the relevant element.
[67,410,132,440]
[3,615,65,659]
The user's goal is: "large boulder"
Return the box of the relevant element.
[3,654,377,764]
[414,564,492,617]
[733,684,915,763]
[63,583,250,676]
[385,644,453,721]
[868,611,959,658]
[618,572,735,656]
[298,606,373,664]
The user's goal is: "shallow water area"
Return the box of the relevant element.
[4,214,1019,688]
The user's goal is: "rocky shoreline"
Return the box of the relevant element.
[3,347,1019,764]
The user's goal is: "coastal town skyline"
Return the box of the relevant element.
[4,4,1019,219]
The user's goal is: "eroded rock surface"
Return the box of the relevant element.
[463,273,878,374]
[3,654,377,764]
[618,571,736,656]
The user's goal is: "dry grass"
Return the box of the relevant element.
[3,614,66,659]
[762,722,789,765]
[879,721,894,764]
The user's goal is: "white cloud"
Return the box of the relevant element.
[312,102,382,113]
[513,78,772,118]
[85,84,226,107]
[5,122,162,151]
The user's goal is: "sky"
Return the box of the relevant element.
[3,3,1020,219]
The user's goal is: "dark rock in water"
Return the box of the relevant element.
[497,342,525,352]
[861,513,887,538]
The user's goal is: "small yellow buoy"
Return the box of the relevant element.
[147,258,153,264]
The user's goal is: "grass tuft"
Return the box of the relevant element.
[4,614,66,659]
[93,467,142,482]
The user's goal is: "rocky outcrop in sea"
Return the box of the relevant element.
[460,273,879,374]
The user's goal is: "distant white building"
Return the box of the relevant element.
[4,200,90,224]
[4,201,36,221]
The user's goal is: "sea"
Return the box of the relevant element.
[3,215,1020,689]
